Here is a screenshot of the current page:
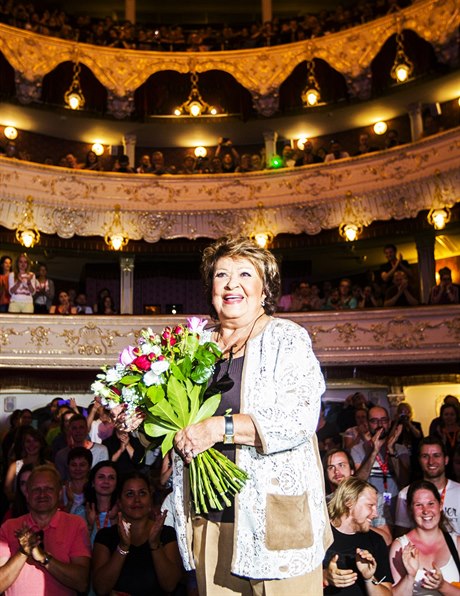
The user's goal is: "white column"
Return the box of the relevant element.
[122,134,136,170]
[408,102,423,142]
[263,131,278,164]
[125,0,136,23]
[120,257,135,314]
[261,0,272,23]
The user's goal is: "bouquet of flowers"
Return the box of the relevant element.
[91,317,248,513]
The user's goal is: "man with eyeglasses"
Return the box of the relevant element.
[351,406,410,529]
[0,465,91,595]
[394,437,460,536]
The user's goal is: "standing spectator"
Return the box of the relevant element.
[323,477,393,594]
[215,138,239,173]
[343,408,370,451]
[0,255,12,313]
[8,254,36,314]
[61,447,92,514]
[103,428,145,474]
[384,271,419,307]
[432,403,460,476]
[324,141,350,162]
[380,243,413,284]
[0,465,91,595]
[394,402,423,479]
[354,132,379,156]
[33,263,54,314]
[429,266,459,305]
[87,403,114,444]
[428,395,460,436]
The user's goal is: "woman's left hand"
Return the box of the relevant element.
[148,510,167,550]
[421,565,444,590]
[174,418,222,464]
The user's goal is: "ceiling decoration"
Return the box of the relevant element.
[0,0,456,118]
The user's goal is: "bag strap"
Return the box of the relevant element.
[443,530,460,574]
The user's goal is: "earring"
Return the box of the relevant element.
[261,298,265,307]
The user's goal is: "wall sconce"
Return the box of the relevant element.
[194,146,207,158]
[297,136,309,150]
[338,191,368,242]
[373,121,388,135]
[427,171,454,231]
[4,126,18,140]
[104,204,129,251]
[64,61,85,110]
[174,72,218,117]
[301,58,321,107]
[391,26,413,83]
[15,196,40,248]
[92,143,105,156]
[249,202,274,249]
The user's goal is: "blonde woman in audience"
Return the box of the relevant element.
[8,254,36,313]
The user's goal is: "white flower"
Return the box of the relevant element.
[187,317,208,333]
[91,380,105,394]
[144,359,170,387]
[105,366,124,384]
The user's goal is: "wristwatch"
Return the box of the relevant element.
[223,415,235,444]
[39,552,53,566]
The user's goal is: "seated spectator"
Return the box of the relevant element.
[75,461,119,544]
[358,284,382,308]
[209,156,222,173]
[422,112,443,137]
[61,447,92,514]
[337,278,358,309]
[136,154,153,173]
[385,128,400,148]
[429,266,459,305]
[0,465,91,595]
[380,243,413,285]
[323,477,393,594]
[49,290,77,314]
[354,132,379,156]
[83,150,103,171]
[50,408,75,457]
[390,480,460,594]
[301,140,323,164]
[92,471,182,596]
[281,143,296,167]
[323,286,341,310]
[352,406,410,528]
[384,271,419,307]
[308,283,324,310]
[4,427,49,502]
[324,141,350,162]
[33,263,54,314]
[278,280,311,312]
[151,151,168,175]
[63,153,81,169]
[395,437,460,537]
[250,153,263,171]
[75,292,93,314]
[100,295,117,315]
[103,428,145,474]
[94,287,112,314]
[114,154,135,173]
[55,414,109,481]
[179,154,197,174]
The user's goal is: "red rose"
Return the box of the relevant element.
[132,355,151,371]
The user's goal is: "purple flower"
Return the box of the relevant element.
[119,346,137,366]
[187,317,208,333]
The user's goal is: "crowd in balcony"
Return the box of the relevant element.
[1,245,458,317]
[0,0,413,52]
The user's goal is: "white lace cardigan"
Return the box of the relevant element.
[168,317,333,579]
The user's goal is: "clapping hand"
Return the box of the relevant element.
[421,565,444,591]
[401,542,419,578]
[15,524,39,556]
[356,548,377,580]
[117,512,131,550]
[326,554,357,588]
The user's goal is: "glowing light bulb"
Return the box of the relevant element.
[109,234,125,251]
[297,137,308,150]
[189,102,202,117]
[4,126,18,140]
[20,230,37,248]
[194,146,207,158]
[431,209,447,230]
[92,143,104,156]
[306,89,319,106]
[254,233,269,249]
[344,225,358,242]
[395,63,410,83]
[373,121,388,135]
[210,108,217,115]
[174,108,181,116]
[67,93,81,110]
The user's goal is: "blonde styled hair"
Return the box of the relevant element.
[328,476,377,525]
[200,236,281,319]
[13,253,32,281]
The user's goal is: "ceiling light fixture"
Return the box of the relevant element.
[64,61,85,110]
[391,23,413,83]
[249,202,275,249]
[4,126,18,140]
[427,171,453,231]
[194,146,207,158]
[92,143,105,156]
[297,137,309,150]
[174,71,218,117]
[15,196,40,248]
[301,58,321,107]
[339,191,369,242]
[104,204,129,251]
[373,121,388,135]
[427,207,451,230]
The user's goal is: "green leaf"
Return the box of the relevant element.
[145,413,180,432]
[161,432,175,457]
[166,376,190,427]
[169,361,185,381]
[143,420,169,438]
[181,355,192,377]
[146,385,165,404]
[149,398,182,430]
[186,381,201,423]
[191,363,214,384]
[119,374,142,385]
[192,393,221,424]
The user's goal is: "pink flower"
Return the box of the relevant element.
[119,346,137,366]
[187,317,208,333]
[132,355,151,371]
[174,325,184,335]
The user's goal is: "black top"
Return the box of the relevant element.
[102,433,145,474]
[94,523,177,596]
[323,525,393,595]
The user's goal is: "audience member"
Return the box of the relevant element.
[343,407,370,451]
[380,243,413,284]
[429,266,459,305]
[384,128,400,148]
[394,402,423,477]
[316,402,341,454]
[323,477,393,594]
[61,446,92,514]
[33,263,54,314]
[395,437,460,536]
[324,141,350,162]
[0,465,91,595]
[50,408,75,457]
[1,410,22,464]
[92,471,182,595]
[83,150,103,171]
[384,271,419,307]
[428,395,460,436]
[4,463,33,521]
[431,403,460,475]
[389,479,460,594]
[55,414,109,481]
[103,428,145,474]
[0,255,12,313]
[99,295,117,315]
[75,292,93,314]
[352,405,410,527]
[354,132,379,156]
[337,278,358,309]
[8,253,36,314]
[338,391,372,434]
[358,284,382,308]
[87,403,114,444]
[136,154,153,173]
[301,140,323,164]
[49,290,78,314]
[114,154,135,173]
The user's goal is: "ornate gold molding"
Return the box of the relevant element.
[0,0,457,103]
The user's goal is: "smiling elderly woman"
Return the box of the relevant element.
[172,236,332,596]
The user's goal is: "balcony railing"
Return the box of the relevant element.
[1,306,459,369]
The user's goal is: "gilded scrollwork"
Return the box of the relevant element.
[0,327,19,348]
[29,326,50,348]
[335,323,359,345]
[61,324,123,356]
[370,318,426,349]
[445,317,460,341]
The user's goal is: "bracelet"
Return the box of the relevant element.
[150,542,162,551]
[39,553,53,566]
[364,576,386,585]
[117,545,130,556]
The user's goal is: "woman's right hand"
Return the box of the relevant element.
[117,512,131,550]
[85,502,97,529]
[174,417,222,464]
[401,543,419,578]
